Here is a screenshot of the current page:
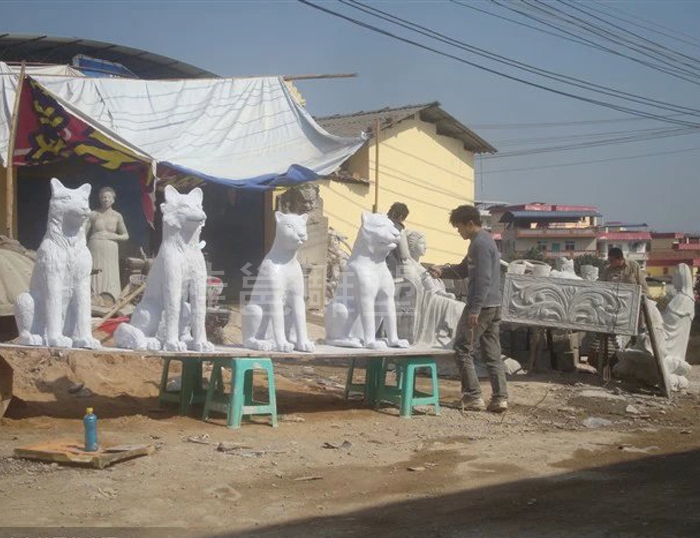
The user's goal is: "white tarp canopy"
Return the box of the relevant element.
[0,62,365,187]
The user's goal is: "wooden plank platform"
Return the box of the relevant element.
[14,440,155,469]
[0,342,455,361]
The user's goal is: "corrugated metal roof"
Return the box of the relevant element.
[316,102,496,154]
[0,33,215,79]
[502,210,602,221]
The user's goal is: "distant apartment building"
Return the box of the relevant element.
[596,222,650,270]
[497,203,601,260]
[648,233,700,279]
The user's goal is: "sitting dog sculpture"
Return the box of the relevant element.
[325,212,410,349]
[15,178,101,349]
[242,212,315,352]
[115,186,214,352]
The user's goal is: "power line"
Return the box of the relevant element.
[491,124,698,148]
[488,0,700,86]
[598,1,700,48]
[551,0,700,75]
[483,125,699,159]
[340,0,700,119]
[449,0,604,51]
[470,115,675,129]
[480,145,700,174]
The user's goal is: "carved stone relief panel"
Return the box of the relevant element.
[502,274,642,336]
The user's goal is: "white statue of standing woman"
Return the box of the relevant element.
[85,186,129,300]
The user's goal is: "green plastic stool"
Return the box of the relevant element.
[345,357,385,406]
[376,357,441,418]
[202,358,278,429]
[158,358,207,416]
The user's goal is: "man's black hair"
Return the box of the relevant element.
[449,205,481,227]
[608,247,624,259]
[387,202,409,221]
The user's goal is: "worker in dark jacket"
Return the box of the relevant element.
[430,205,507,413]
[602,247,649,296]
[385,202,409,278]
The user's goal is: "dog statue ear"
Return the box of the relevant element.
[164,184,180,204]
[50,177,66,195]
[77,183,92,198]
[188,187,203,205]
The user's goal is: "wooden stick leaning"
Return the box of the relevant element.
[641,299,671,399]
[93,282,146,326]
[5,61,26,238]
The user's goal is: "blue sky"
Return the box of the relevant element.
[3,0,699,232]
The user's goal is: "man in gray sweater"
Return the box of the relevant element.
[430,205,508,413]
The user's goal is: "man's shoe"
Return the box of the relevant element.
[487,399,508,413]
[461,397,486,412]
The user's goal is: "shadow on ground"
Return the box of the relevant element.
[207,447,700,538]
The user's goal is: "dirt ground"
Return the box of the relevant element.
[1,333,700,537]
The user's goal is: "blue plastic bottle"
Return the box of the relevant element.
[83,407,98,452]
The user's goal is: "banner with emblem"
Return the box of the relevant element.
[12,76,156,224]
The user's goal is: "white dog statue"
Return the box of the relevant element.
[15,178,101,349]
[242,212,315,353]
[115,186,214,352]
[325,212,410,349]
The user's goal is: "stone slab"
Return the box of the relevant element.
[502,274,642,336]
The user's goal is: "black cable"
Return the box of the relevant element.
[598,1,700,48]
[479,145,700,174]
[449,0,603,51]
[470,114,683,129]
[343,0,700,118]
[553,0,700,75]
[527,0,700,78]
[483,126,699,159]
[491,124,697,147]
[489,0,700,86]
[298,1,700,129]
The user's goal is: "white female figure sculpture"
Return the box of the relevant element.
[662,263,695,365]
[86,187,129,300]
[614,263,694,391]
[402,230,465,346]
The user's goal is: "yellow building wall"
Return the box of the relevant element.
[650,238,679,250]
[647,265,699,279]
[319,117,475,264]
[646,266,666,278]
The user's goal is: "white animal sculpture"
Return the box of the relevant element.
[550,257,581,279]
[115,186,214,352]
[242,212,315,353]
[615,264,694,392]
[324,212,410,349]
[580,264,600,281]
[15,178,101,349]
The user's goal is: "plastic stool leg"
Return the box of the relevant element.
[202,363,223,421]
[431,364,441,416]
[228,361,246,429]
[243,369,254,406]
[266,364,278,428]
[345,359,356,399]
[400,364,416,418]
